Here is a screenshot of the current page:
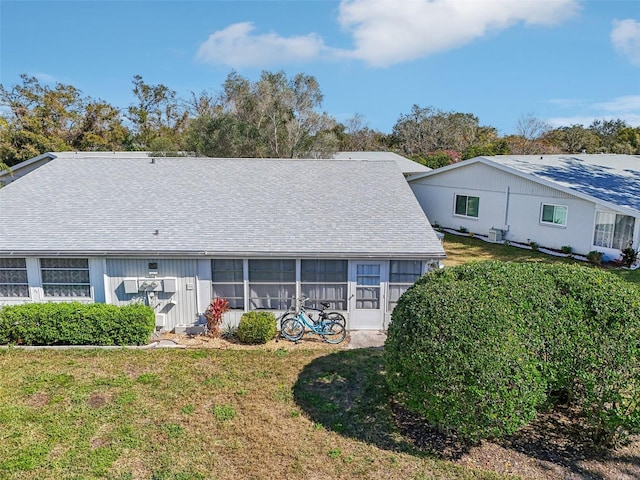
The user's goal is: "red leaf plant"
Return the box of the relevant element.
[204,297,230,337]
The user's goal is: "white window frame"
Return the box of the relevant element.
[387,260,424,313]
[454,194,479,218]
[593,212,635,250]
[40,258,91,298]
[248,259,296,310]
[540,203,568,227]
[211,259,245,310]
[0,258,29,298]
[300,259,348,310]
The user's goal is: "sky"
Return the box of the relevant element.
[1,0,639,136]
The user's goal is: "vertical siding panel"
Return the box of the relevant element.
[106,259,198,331]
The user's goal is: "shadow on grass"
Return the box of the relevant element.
[293,348,640,479]
[292,348,471,459]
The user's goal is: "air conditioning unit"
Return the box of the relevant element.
[488,228,503,242]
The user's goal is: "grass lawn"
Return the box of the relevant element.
[1,235,638,479]
[0,348,503,480]
[442,232,640,285]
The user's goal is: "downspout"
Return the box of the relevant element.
[504,187,511,232]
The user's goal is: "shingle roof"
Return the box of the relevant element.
[409,154,640,216]
[333,151,431,175]
[0,154,444,258]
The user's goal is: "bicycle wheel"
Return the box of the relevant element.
[321,320,346,344]
[324,312,346,328]
[280,318,304,342]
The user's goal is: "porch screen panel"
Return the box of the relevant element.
[0,258,29,297]
[249,259,295,310]
[212,259,244,309]
[300,260,347,310]
[388,260,423,312]
[41,258,90,297]
[356,264,380,309]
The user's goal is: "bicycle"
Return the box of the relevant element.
[280,296,347,344]
[276,297,346,328]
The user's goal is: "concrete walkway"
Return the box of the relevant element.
[348,330,387,349]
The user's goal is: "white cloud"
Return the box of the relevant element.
[33,72,57,84]
[548,95,640,128]
[611,19,640,66]
[337,0,579,67]
[196,0,578,68]
[196,22,327,68]
[594,95,640,113]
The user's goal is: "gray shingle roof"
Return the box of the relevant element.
[409,154,640,216]
[486,155,640,215]
[333,151,431,175]
[0,154,444,258]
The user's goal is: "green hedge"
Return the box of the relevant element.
[385,261,640,446]
[237,311,276,344]
[0,302,155,346]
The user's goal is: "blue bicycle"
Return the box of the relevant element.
[280,296,347,344]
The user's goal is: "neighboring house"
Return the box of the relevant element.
[333,151,431,176]
[408,154,640,258]
[0,152,445,332]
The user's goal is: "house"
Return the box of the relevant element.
[0,152,445,332]
[408,154,640,258]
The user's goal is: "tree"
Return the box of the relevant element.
[505,113,557,155]
[589,119,628,153]
[186,70,337,158]
[543,124,601,153]
[0,74,129,165]
[391,105,486,161]
[127,75,187,151]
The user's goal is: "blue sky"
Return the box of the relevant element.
[1,0,639,136]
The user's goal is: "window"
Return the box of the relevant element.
[248,259,295,310]
[541,204,568,226]
[301,260,348,310]
[212,259,244,309]
[454,195,479,218]
[0,258,29,298]
[40,258,90,297]
[593,212,635,250]
[355,263,381,309]
[388,260,423,312]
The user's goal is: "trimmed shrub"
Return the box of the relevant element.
[236,311,276,344]
[385,261,640,446]
[0,302,155,346]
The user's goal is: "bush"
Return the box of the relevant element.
[561,245,573,255]
[385,261,640,446]
[587,250,604,265]
[621,247,638,268]
[236,311,276,344]
[0,302,155,346]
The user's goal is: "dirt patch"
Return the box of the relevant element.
[26,392,50,407]
[394,402,640,480]
[87,393,110,408]
[158,332,350,350]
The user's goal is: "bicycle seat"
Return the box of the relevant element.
[321,302,330,309]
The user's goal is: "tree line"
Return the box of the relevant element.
[1,72,639,169]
